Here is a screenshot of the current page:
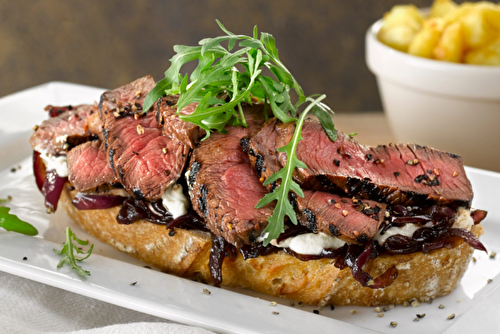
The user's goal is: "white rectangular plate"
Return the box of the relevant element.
[0,82,499,334]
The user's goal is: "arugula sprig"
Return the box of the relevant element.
[54,227,94,277]
[0,206,38,236]
[256,95,326,245]
[146,21,338,245]
[144,20,313,137]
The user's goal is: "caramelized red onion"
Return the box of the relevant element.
[166,212,208,231]
[42,170,68,212]
[383,235,422,254]
[33,150,67,212]
[33,151,46,192]
[117,198,173,225]
[384,226,486,255]
[209,235,237,287]
[447,228,487,252]
[346,242,398,289]
[471,210,487,225]
[71,193,127,210]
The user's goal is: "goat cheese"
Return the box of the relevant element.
[38,150,68,177]
[271,232,346,255]
[161,184,189,219]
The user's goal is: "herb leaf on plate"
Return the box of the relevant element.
[0,206,38,236]
[54,227,94,277]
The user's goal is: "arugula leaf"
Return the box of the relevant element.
[143,44,227,111]
[0,206,38,236]
[145,20,308,135]
[145,21,340,244]
[255,95,326,245]
[54,227,94,277]
[310,100,337,142]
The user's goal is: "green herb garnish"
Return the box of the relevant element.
[54,227,94,277]
[256,95,326,245]
[145,20,337,245]
[0,206,38,236]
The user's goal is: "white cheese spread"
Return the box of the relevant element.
[38,150,68,177]
[373,222,428,245]
[271,232,346,256]
[161,184,189,219]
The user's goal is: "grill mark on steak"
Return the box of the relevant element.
[186,103,274,247]
[155,95,205,148]
[296,190,386,243]
[30,104,95,155]
[67,140,115,192]
[99,76,189,201]
[248,118,473,208]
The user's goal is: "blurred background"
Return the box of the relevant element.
[0,0,482,111]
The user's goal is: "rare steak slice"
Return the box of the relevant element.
[187,103,273,247]
[99,76,189,200]
[30,104,95,155]
[296,190,386,244]
[249,118,473,208]
[156,95,204,148]
[67,140,115,192]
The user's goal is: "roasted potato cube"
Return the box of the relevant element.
[377,5,424,52]
[482,3,500,31]
[434,21,464,62]
[460,4,500,50]
[408,18,445,58]
[430,0,458,18]
[465,37,500,66]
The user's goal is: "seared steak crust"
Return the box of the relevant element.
[187,104,273,247]
[249,118,473,208]
[156,95,204,148]
[296,190,386,243]
[99,76,189,200]
[30,104,95,155]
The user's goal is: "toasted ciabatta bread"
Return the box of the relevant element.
[60,186,483,307]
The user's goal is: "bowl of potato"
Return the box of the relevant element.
[366,0,500,172]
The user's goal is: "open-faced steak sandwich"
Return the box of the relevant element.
[29,23,488,307]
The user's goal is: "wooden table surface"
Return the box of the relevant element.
[333,112,394,146]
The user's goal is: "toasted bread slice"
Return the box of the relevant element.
[60,186,483,306]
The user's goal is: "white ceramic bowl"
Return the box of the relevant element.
[366,19,500,172]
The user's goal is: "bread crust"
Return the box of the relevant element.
[60,187,483,306]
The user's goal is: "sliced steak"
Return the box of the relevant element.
[99,76,189,201]
[85,111,104,141]
[249,118,473,208]
[156,95,204,148]
[30,104,95,155]
[67,140,115,192]
[296,190,386,243]
[187,103,273,247]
